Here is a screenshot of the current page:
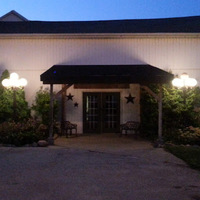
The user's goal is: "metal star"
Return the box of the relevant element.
[66,93,74,101]
[125,93,135,104]
[74,102,79,107]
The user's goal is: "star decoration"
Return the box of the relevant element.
[74,102,79,107]
[125,93,135,104]
[66,93,74,101]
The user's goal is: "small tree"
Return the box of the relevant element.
[163,85,200,130]
[32,87,58,126]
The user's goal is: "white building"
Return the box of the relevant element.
[0,10,199,134]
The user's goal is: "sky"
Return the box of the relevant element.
[0,0,200,21]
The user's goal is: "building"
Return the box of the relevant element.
[0,10,199,134]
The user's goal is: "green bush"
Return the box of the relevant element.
[140,83,200,141]
[0,119,48,146]
[163,86,200,130]
[32,87,58,126]
[165,126,200,145]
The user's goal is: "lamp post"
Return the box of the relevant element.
[172,73,197,103]
[2,72,27,121]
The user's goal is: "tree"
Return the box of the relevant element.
[32,87,58,126]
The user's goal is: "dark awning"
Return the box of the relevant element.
[40,65,174,85]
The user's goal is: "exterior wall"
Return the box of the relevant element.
[0,34,200,132]
[1,35,200,100]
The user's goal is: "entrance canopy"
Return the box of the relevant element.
[40,65,174,85]
[41,64,174,145]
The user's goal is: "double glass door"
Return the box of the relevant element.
[83,92,120,133]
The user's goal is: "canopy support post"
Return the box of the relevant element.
[54,84,73,136]
[48,83,54,145]
[61,84,67,136]
[141,85,163,145]
[158,85,163,144]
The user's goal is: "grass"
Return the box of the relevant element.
[165,145,200,171]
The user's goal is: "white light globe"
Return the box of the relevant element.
[19,78,27,87]
[185,78,197,87]
[2,79,10,87]
[10,72,19,81]
[10,79,19,87]
[180,73,189,80]
[172,78,184,88]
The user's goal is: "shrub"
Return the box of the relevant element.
[32,87,58,126]
[163,86,200,130]
[164,126,200,145]
[140,83,200,141]
[0,119,48,146]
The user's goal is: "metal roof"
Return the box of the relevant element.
[0,16,200,34]
[40,65,174,85]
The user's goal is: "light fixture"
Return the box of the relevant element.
[2,72,27,88]
[2,78,10,87]
[172,73,197,88]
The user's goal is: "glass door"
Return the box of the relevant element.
[83,92,120,133]
[102,93,120,133]
[83,93,101,133]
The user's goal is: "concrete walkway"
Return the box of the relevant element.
[54,133,153,154]
[0,134,200,200]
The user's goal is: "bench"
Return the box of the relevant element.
[120,121,140,137]
[64,121,77,137]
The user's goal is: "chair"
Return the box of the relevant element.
[120,121,140,137]
[64,121,77,137]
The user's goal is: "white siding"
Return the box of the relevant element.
[0,35,200,132]
[1,36,200,99]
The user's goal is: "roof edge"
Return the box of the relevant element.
[18,15,200,23]
[0,33,200,39]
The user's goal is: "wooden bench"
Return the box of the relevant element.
[64,121,77,137]
[120,121,140,137]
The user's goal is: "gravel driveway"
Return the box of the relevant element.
[0,143,200,200]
